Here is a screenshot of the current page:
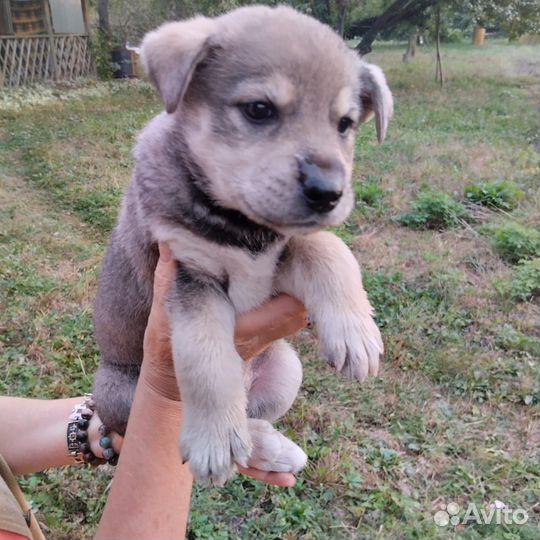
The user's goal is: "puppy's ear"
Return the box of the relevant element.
[140,18,216,114]
[358,63,393,143]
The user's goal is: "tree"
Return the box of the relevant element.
[336,0,349,36]
[294,0,363,37]
[402,28,417,62]
[98,0,110,35]
[467,0,540,39]
[434,3,443,86]
[349,0,439,55]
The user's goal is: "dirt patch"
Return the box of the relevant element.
[355,225,433,276]
[516,59,540,79]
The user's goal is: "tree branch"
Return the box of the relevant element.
[351,0,438,55]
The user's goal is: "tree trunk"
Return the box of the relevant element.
[434,4,443,88]
[337,0,348,37]
[98,0,110,35]
[402,28,418,63]
[324,0,332,20]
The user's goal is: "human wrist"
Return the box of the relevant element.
[138,346,181,402]
[133,370,183,422]
[95,379,190,540]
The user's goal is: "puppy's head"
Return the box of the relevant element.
[141,6,393,234]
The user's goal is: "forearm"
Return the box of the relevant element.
[95,374,192,540]
[0,396,82,475]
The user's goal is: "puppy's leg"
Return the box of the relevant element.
[245,341,307,473]
[276,231,383,381]
[93,227,157,435]
[246,340,302,423]
[93,363,139,435]
[169,267,251,485]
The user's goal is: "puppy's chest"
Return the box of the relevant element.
[155,224,285,313]
[224,247,283,313]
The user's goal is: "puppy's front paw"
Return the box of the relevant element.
[180,410,252,486]
[318,312,383,381]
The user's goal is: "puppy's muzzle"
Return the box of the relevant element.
[298,158,343,214]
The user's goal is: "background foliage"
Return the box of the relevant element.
[87,0,540,48]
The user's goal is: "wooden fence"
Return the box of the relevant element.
[0,34,93,88]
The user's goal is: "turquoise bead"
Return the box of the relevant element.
[99,436,112,448]
[102,448,115,460]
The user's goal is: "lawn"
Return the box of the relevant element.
[1,40,539,539]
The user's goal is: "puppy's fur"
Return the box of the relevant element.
[93,5,393,484]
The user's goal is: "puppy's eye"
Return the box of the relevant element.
[241,101,277,123]
[338,116,354,134]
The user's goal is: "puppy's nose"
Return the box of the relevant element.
[298,158,343,213]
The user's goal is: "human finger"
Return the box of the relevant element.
[235,294,308,360]
[141,242,179,398]
[237,465,296,487]
[88,412,124,458]
[152,242,176,310]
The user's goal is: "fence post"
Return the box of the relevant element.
[42,0,57,80]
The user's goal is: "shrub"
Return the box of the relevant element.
[90,31,118,80]
[487,222,540,264]
[464,181,524,211]
[397,189,468,230]
[507,258,540,301]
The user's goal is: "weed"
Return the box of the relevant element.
[354,180,386,207]
[365,445,401,474]
[464,180,524,211]
[494,324,540,356]
[496,257,540,301]
[484,221,540,264]
[397,189,468,230]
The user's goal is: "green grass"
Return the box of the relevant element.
[1,40,539,539]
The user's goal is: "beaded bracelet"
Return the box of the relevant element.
[98,424,119,466]
[67,393,118,466]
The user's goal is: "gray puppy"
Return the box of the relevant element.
[93,5,393,484]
